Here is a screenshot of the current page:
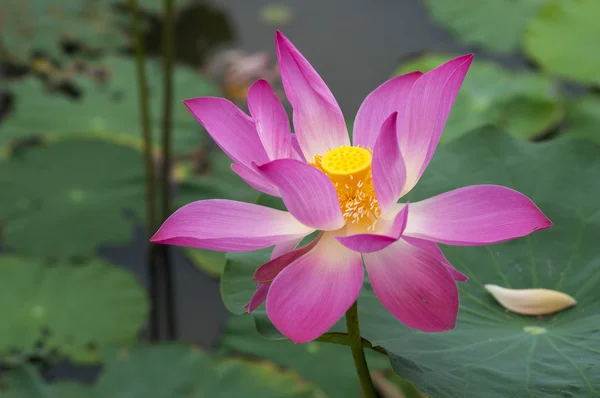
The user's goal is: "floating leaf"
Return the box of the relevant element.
[393,55,562,143]
[485,284,576,315]
[372,371,424,398]
[177,150,259,277]
[0,366,88,397]
[0,56,219,154]
[356,128,600,397]
[0,0,128,61]
[422,0,549,53]
[565,94,600,144]
[0,256,148,364]
[95,344,318,397]
[524,0,600,85]
[0,138,146,257]
[0,344,318,397]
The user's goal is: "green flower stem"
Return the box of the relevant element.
[316,332,387,355]
[346,300,378,398]
[129,0,156,234]
[161,0,174,222]
[157,0,177,341]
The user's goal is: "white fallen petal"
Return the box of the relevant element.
[484,284,577,315]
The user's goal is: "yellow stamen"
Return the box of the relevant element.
[311,146,381,228]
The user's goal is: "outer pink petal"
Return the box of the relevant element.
[352,71,422,148]
[257,159,344,230]
[271,237,303,259]
[335,204,408,253]
[184,97,269,167]
[245,283,269,313]
[266,234,363,343]
[404,185,552,246]
[254,234,322,283]
[151,199,314,251]
[276,31,349,160]
[364,239,459,332]
[400,55,473,192]
[247,80,292,160]
[403,237,467,282]
[231,163,279,197]
[372,112,407,214]
[290,134,306,162]
[246,235,306,313]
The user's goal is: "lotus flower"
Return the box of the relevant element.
[151,31,551,343]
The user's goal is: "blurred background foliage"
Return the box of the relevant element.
[0,0,599,397]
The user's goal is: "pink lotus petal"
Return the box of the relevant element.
[290,134,306,162]
[404,185,552,246]
[184,97,269,168]
[335,204,408,253]
[254,234,322,283]
[372,112,407,214]
[246,235,308,313]
[400,55,473,192]
[276,31,349,160]
[245,283,269,313]
[231,163,279,197]
[151,199,314,251]
[257,159,344,230]
[364,239,459,332]
[353,71,422,148]
[266,234,363,343]
[247,80,292,160]
[271,237,303,259]
[403,237,467,281]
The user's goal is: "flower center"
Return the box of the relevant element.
[311,146,381,228]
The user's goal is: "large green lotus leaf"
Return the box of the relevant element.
[422,0,548,53]
[1,0,128,61]
[0,256,148,364]
[565,94,600,144]
[0,344,318,397]
[0,366,88,397]
[524,0,600,85]
[1,56,219,154]
[177,150,259,278]
[0,139,146,257]
[354,129,600,397]
[219,314,389,398]
[394,55,562,143]
[95,344,318,398]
